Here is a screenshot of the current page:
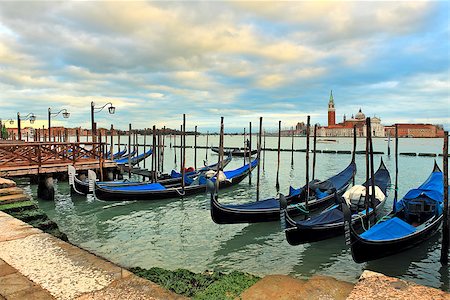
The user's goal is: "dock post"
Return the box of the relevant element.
[312,124,317,180]
[305,116,310,206]
[181,114,186,196]
[263,129,266,172]
[128,124,132,178]
[291,126,294,167]
[256,117,262,201]
[276,121,281,192]
[194,125,197,170]
[249,121,252,185]
[441,131,449,265]
[37,174,54,201]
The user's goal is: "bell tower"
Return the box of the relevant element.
[327,90,336,126]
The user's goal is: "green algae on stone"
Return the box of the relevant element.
[193,271,260,300]
[130,267,260,299]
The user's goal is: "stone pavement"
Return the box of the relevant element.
[346,270,450,300]
[0,211,186,300]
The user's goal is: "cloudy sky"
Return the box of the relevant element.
[0,1,448,132]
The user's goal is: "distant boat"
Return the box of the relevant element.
[211,147,258,157]
[317,139,338,144]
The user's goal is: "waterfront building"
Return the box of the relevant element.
[385,124,445,138]
[317,91,385,137]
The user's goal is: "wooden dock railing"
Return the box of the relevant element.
[0,142,116,177]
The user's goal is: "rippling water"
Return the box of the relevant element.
[20,135,449,290]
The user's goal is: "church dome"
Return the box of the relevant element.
[355,108,365,120]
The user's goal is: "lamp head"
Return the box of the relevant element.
[108,105,115,114]
[29,115,36,124]
[63,112,70,118]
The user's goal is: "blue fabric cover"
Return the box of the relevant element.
[360,217,416,241]
[289,186,302,197]
[298,208,344,227]
[223,198,280,210]
[184,176,194,185]
[315,189,329,199]
[102,182,166,191]
[223,159,258,179]
[171,170,181,178]
[328,161,356,190]
[395,171,443,213]
[115,149,139,164]
[199,175,207,185]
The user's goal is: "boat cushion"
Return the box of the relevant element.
[360,217,416,241]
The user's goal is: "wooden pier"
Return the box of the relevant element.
[0,141,116,177]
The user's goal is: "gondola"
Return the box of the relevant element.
[211,147,257,157]
[210,158,356,224]
[344,162,444,263]
[282,159,390,245]
[115,149,152,165]
[115,148,137,162]
[106,148,127,160]
[68,155,233,196]
[92,159,258,201]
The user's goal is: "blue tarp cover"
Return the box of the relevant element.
[223,159,258,179]
[360,217,416,241]
[102,182,166,191]
[297,208,344,227]
[395,171,443,212]
[289,186,302,197]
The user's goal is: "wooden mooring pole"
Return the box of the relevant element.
[128,124,131,178]
[365,118,370,221]
[440,131,449,265]
[256,117,262,201]
[181,114,186,196]
[110,124,114,161]
[205,131,209,162]
[276,120,281,192]
[291,126,294,167]
[263,129,266,172]
[215,117,224,194]
[152,125,157,182]
[194,125,198,170]
[305,116,310,207]
[249,121,252,185]
[312,124,317,180]
[243,128,247,166]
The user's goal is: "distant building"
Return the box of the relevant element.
[317,91,385,137]
[385,124,445,138]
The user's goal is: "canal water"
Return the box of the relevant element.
[20,135,449,290]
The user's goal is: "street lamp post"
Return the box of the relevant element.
[90,101,115,142]
[48,108,70,142]
[17,113,36,141]
[0,119,14,140]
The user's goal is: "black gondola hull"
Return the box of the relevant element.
[94,166,252,201]
[349,215,443,263]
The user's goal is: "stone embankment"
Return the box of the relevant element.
[0,178,185,300]
[0,177,448,299]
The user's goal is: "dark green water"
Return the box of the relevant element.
[20,136,449,290]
